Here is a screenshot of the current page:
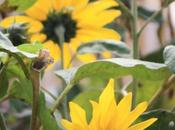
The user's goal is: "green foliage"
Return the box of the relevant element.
[8,0,36,11]
[77,40,130,56]
[141,110,175,130]
[55,58,171,84]
[162,0,175,7]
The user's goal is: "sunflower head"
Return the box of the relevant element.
[42,11,77,44]
[4,23,29,46]
[61,79,157,130]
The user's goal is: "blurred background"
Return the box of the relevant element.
[0,0,175,129]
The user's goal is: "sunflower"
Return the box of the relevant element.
[0,0,121,68]
[61,79,157,130]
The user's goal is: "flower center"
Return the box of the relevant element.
[5,23,29,46]
[42,11,77,44]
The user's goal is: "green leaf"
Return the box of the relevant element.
[39,93,61,130]
[140,109,175,130]
[8,0,36,11]
[0,32,37,58]
[55,58,171,84]
[163,45,175,73]
[17,42,43,54]
[77,40,130,56]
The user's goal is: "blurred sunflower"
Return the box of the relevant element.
[61,79,157,130]
[0,0,121,68]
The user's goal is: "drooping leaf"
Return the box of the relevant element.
[77,40,130,56]
[163,45,175,73]
[8,0,36,11]
[0,32,37,58]
[140,109,175,130]
[55,58,171,84]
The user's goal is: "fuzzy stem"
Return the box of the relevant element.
[30,69,40,130]
[131,0,138,109]
[51,83,74,113]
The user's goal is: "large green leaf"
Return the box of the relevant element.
[55,58,171,84]
[8,0,36,11]
[77,40,130,56]
[140,109,175,130]
[0,32,37,58]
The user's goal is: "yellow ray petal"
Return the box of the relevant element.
[127,118,157,130]
[77,10,121,28]
[43,40,60,68]
[0,16,43,33]
[61,119,73,130]
[120,102,148,129]
[30,33,46,42]
[52,0,64,11]
[69,102,88,127]
[76,54,96,63]
[113,93,132,129]
[73,0,118,20]
[63,43,72,69]
[99,79,117,129]
[102,52,112,59]
[25,0,52,21]
[77,27,121,42]
[71,0,89,10]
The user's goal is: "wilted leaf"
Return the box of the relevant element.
[0,32,37,58]
[77,40,130,56]
[55,58,171,84]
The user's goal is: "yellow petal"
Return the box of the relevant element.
[69,102,88,127]
[52,0,64,11]
[25,0,52,21]
[99,79,117,128]
[73,0,118,21]
[76,54,96,63]
[77,27,121,42]
[0,16,43,33]
[61,119,73,130]
[63,43,72,69]
[127,118,157,130]
[30,33,46,42]
[120,102,148,129]
[43,40,60,68]
[77,10,121,28]
[113,93,132,129]
[71,0,89,10]
[102,52,112,59]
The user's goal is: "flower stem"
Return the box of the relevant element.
[30,68,41,130]
[51,83,74,114]
[171,106,175,112]
[148,75,175,110]
[0,113,7,130]
[131,0,138,109]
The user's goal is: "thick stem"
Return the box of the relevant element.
[131,0,138,109]
[148,75,175,110]
[30,69,40,130]
[51,83,74,113]
[0,113,7,130]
